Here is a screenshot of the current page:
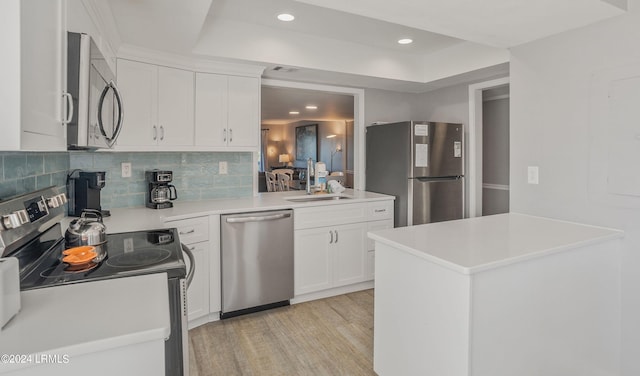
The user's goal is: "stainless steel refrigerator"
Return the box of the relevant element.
[366,121,464,227]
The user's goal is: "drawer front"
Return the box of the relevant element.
[165,216,210,244]
[295,203,367,230]
[367,200,394,221]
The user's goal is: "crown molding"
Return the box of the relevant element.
[117,44,265,77]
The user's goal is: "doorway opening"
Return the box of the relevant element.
[468,77,510,217]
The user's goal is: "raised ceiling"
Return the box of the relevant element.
[294,0,627,48]
[106,0,627,92]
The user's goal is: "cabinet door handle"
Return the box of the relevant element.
[374,209,386,213]
[179,229,195,235]
[335,230,338,243]
[153,125,157,140]
[160,125,165,141]
[229,128,233,142]
[329,230,334,244]
[223,129,227,142]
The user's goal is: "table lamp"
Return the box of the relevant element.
[278,154,291,167]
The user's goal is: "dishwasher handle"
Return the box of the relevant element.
[181,242,195,289]
[225,212,291,223]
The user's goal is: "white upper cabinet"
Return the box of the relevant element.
[195,73,259,149]
[227,75,259,148]
[1,0,67,151]
[158,66,195,146]
[116,59,194,149]
[194,73,227,147]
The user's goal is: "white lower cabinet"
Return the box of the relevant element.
[295,228,332,295]
[164,216,210,326]
[294,222,367,295]
[294,200,394,297]
[333,223,367,286]
[366,219,394,279]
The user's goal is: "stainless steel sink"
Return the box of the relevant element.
[285,194,353,202]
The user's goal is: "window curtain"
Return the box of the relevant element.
[260,129,269,172]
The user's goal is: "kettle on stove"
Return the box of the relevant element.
[65,209,107,262]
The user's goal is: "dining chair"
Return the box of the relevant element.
[265,171,278,192]
[276,173,291,191]
[272,169,294,180]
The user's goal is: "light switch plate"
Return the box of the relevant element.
[528,166,539,184]
[219,161,228,175]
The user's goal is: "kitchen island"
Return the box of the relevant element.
[368,213,623,376]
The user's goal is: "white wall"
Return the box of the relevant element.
[363,88,418,126]
[509,2,640,374]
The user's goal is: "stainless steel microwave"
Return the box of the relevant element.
[67,32,124,149]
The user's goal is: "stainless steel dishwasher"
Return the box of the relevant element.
[220,209,294,319]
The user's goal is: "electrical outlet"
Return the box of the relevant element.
[219,161,228,175]
[121,162,132,178]
[527,166,539,184]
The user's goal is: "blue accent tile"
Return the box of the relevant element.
[18,177,37,193]
[36,174,53,190]
[0,181,18,200]
[157,153,182,166]
[4,154,27,179]
[44,153,68,173]
[26,154,45,176]
[69,152,94,169]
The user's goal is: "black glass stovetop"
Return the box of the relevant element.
[15,224,186,290]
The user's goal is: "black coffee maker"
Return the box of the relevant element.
[146,170,177,209]
[68,171,109,217]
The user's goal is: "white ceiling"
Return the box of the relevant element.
[105,0,627,122]
[106,0,627,92]
[294,0,628,48]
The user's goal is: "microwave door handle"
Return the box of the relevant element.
[62,92,73,124]
[97,81,124,148]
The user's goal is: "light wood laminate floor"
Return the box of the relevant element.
[188,289,375,376]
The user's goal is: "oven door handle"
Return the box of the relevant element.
[181,242,195,289]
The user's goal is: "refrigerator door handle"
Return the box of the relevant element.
[415,176,462,182]
[407,179,414,226]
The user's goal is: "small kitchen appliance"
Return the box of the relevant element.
[65,209,107,262]
[146,170,178,209]
[68,171,108,217]
[67,32,124,150]
[0,186,194,376]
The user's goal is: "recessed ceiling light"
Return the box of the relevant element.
[398,38,413,45]
[289,111,299,115]
[305,105,317,110]
[277,13,295,22]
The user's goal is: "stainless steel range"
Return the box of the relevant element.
[0,186,194,376]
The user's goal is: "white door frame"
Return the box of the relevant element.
[260,79,365,190]
[468,77,510,218]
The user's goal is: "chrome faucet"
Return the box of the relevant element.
[306,158,314,195]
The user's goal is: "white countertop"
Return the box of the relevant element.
[0,273,169,373]
[368,213,624,274]
[93,189,393,233]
